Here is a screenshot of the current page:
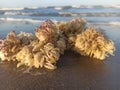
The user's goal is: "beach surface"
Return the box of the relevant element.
[0,25,120,90]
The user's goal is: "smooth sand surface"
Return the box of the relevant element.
[0,25,120,90]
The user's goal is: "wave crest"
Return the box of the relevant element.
[0,18,42,23]
[0,5,120,11]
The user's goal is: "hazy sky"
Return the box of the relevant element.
[0,0,120,8]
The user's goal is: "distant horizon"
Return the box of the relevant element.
[0,0,120,8]
[0,4,120,8]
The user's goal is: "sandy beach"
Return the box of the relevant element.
[0,24,120,90]
[0,4,120,90]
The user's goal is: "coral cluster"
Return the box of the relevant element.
[0,31,35,61]
[74,28,115,60]
[0,18,115,70]
[0,20,66,70]
[58,18,86,49]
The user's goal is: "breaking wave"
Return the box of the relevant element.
[1,11,120,17]
[58,12,120,17]
[4,12,29,15]
[0,7,39,10]
[0,17,120,26]
[92,21,120,26]
[108,21,120,26]
[0,18,42,23]
[0,4,120,17]
[54,5,120,9]
[0,8,24,10]
[0,5,120,11]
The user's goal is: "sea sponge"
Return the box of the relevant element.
[0,31,21,61]
[0,20,66,70]
[0,18,116,70]
[58,18,86,49]
[35,20,60,43]
[58,18,86,36]
[0,31,36,61]
[35,20,66,54]
[16,42,60,70]
[74,28,115,60]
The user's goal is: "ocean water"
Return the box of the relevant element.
[0,5,120,37]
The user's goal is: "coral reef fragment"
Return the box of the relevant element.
[0,18,115,70]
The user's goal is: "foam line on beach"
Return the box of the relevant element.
[4,12,30,15]
[91,21,120,26]
[0,18,42,23]
[1,11,120,17]
[0,8,24,11]
[108,21,120,26]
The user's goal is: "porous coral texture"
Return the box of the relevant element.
[74,28,115,60]
[0,18,115,70]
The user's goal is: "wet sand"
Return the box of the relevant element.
[0,25,120,90]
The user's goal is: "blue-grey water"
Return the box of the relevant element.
[0,5,120,36]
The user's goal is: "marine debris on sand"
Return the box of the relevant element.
[0,18,115,70]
